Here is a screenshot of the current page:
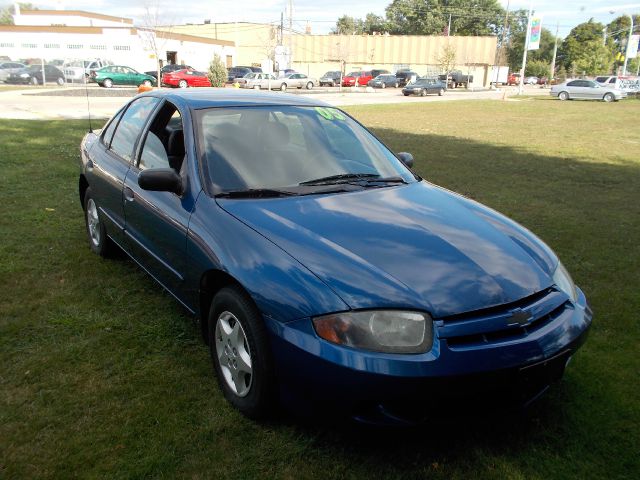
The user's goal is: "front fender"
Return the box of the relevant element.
[186,194,348,323]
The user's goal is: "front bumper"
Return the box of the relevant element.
[265,287,592,425]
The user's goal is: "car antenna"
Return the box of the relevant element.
[84,76,93,133]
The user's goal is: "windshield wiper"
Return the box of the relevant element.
[361,176,408,184]
[215,188,299,198]
[299,173,380,185]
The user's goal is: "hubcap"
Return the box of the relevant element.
[215,311,252,397]
[86,198,101,247]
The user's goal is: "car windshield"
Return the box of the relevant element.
[346,72,360,77]
[196,106,416,194]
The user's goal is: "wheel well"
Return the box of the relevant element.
[199,270,244,343]
[79,174,89,209]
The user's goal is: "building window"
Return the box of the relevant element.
[22,43,38,48]
[0,42,14,48]
[113,45,131,51]
[90,45,107,50]
[44,43,60,49]
[67,44,83,49]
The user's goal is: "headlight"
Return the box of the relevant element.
[20,73,30,78]
[312,310,433,354]
[552,261,577,302]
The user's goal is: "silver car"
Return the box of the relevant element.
[0,62,26,83]
[238,73,282,90]
[551,79,626,102]
[278,73,317,90]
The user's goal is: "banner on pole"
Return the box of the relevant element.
[628,35,640,59]
[528,17,543,50]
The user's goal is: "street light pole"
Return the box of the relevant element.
[623,14,634,75]
[518,3,533,95]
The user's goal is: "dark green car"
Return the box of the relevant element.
[90,65,156,88]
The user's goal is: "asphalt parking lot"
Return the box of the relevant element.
[0,83,549,120]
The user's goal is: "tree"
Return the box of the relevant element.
[436,43,457,75]
[559,20,613,75]
[207,54,227,87]
[332,15,364,35]
[606,15,640,74]
[525,59,550,78]
[0,2,36,25]
[385,0,447,35]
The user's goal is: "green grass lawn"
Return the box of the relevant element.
[1,98,638,479]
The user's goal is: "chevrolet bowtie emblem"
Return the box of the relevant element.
[507,308,533,327]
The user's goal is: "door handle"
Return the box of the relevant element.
[124,186,135,202]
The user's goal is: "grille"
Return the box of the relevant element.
[438,288,570,349]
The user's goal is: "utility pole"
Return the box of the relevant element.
[448,14,452,36]
[492,0,510,84]
[280,12,284,45]
[623,14,634,75]
[550,21,559,79]
[288,0,293,70]
[518,2,533,95]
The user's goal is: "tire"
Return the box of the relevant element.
[31,76,39,86]
[381,82,386,89]
[103,78,113,88]
[306,81,313,89]
[280,83,287,91]
[420,88,427,97]
[208,286,275,419]
[558,91,569,101]
[403,92,410,96]
[603,93,614,102]
[56,76,64,86]
[83,188,113,257]
[253,85,261,90]
[142,79,152,87]
[395,82,399,88]
[177,79,188,88]
[438,88,444,96]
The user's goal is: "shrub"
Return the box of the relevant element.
[208,54,227,87]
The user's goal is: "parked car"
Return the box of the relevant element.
[0,61,26,83]
[5,64,65,85]
[537,76,549,86]
[227,67,252,83]
[402,77,447,96]
[278,73,316,90]
[89,65,156,88]
[79,89,591,424]
[507,72,521,85]
[145,63,193,80]
[551,79,626,102]
[238,72,280,90]
[342,71,373,87]
[162,68,211,88]
[64,59,113,82]
[438,70,473,88]
[319,71,341,87]
[524,76,538,85]
[368,74,399,88]
[395,70,419,87]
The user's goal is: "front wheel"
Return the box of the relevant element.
[558,91,569,101]
[306,81,313,89]
[420,88,427,97]
[395,82,399,88]
[603,93,614,102]
[280,83,287,91]
[31,76,39,86]
[178,79,188,88]
[208,286,275,419]
[56,76,65,86]
[83,188,113,257]
[438,88,444,96]
[381,82,386,89]
[103,78,113,88]
[142,79,152,87]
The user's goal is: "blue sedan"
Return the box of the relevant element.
[80,90,591,424]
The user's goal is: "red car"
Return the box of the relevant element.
[341,71,373,87]
[507,73,521,86]
[161,68,211,88]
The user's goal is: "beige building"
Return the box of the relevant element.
[170,22,497,87]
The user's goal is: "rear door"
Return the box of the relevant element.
[87,96,161,246]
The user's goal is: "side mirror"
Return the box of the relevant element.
[138,168,182,194]
[397,152,414,169]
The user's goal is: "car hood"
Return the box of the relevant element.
[218,182,557,318]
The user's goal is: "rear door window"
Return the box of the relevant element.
[109,97,160,162]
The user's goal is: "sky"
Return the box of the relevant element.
[16,1,640,38]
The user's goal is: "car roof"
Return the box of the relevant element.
[137,89,333,109]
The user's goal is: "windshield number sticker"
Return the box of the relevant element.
[315,107,345,121]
